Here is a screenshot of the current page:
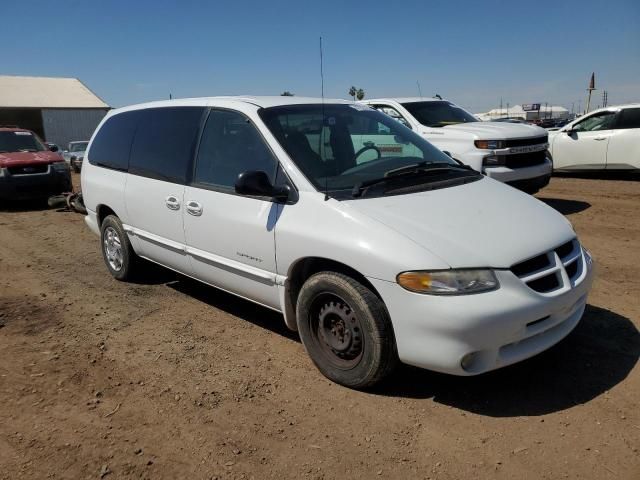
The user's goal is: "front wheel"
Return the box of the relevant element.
[296,272,398,389]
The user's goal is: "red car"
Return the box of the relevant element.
[0,127,72,202]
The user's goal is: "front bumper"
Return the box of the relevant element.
[484,159,552,183]
[369,249,594,375]
[0,165,72,200]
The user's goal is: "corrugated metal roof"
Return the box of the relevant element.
[0,75,109,108]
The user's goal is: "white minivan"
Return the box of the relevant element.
[82,96,594,389]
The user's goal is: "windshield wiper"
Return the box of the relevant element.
[351,162,471,198]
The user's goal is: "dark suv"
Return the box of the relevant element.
[0,127,72,202]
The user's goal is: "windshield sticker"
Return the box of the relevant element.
[349,103,371,111]
[327,117,336,126]
[14,131,32,136]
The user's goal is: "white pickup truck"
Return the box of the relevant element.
[361,97,552,193]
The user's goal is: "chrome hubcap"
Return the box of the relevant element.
[103,226,123,271]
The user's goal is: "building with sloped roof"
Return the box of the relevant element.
[0,75,110,149]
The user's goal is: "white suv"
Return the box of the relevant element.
[548,104,640,171]
[82,96,594,389]
[361,98,553,193]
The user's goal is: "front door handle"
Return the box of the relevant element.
[186,200,203,216]
[593,137,607,141]
[165,195,181,210]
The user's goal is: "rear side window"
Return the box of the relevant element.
[88,111,141,171]
[616,108,640,129]
[129,107,205,184]
[193,109,278,189]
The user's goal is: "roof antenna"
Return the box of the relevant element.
[320,36,329,201]
[416,80,423,99]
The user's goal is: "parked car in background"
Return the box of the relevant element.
[548,104,640,171]
[63,140,89,172]
[360,98,552,193]
[0,127,72,201]
[82,96,594,389]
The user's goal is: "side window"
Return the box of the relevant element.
[88,111,141,170]
[573,111,616,132]
[129,107,205,184]
[194,110,278,190]
[372,105,411,128]
[616,108,640,129]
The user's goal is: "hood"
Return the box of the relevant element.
[0,150,62,168]
[441,122,547,139]
[344,178,575,269]
[64,150,86,159]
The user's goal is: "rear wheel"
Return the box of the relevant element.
[296,272,398,389]
[100,215,138,281]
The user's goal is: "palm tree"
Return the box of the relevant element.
[348,86,357,100]
[356,88,365,101]
[281,91,294,96]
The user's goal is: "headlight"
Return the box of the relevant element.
[475,140,505,149]
[397,269,499,295]
[52,161,69,172]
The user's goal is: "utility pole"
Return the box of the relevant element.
[602,90,608,108]
[571,102,575,115]
[585,72,596,114]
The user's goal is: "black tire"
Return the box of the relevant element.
[296,272,398,389]
[100,215,138,281]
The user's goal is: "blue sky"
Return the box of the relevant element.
[3,0,639,112]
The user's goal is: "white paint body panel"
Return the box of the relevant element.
[82,96,594,376]
[183,185,281,310]
[124,175,190,274]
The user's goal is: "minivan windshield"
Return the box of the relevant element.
[260,104,480,198]
[401,101,478,128]
[0,131,47,153]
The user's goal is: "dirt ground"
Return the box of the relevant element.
[1,173,638,480]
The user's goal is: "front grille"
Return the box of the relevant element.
[501,150,547,168]
[510,239,585,294]
[7,164,48,175]
[510,253,550,277]
[503,135,548,148]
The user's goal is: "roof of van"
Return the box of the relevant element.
[114,96,354,112]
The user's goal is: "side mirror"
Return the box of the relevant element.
[235,170,290,201]
[565,128,576,135]
[48,144,59,152]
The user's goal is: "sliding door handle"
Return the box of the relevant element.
[165,195,181,210]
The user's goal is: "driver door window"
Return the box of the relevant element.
[194,110,278,191]
[573,112,616,132]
